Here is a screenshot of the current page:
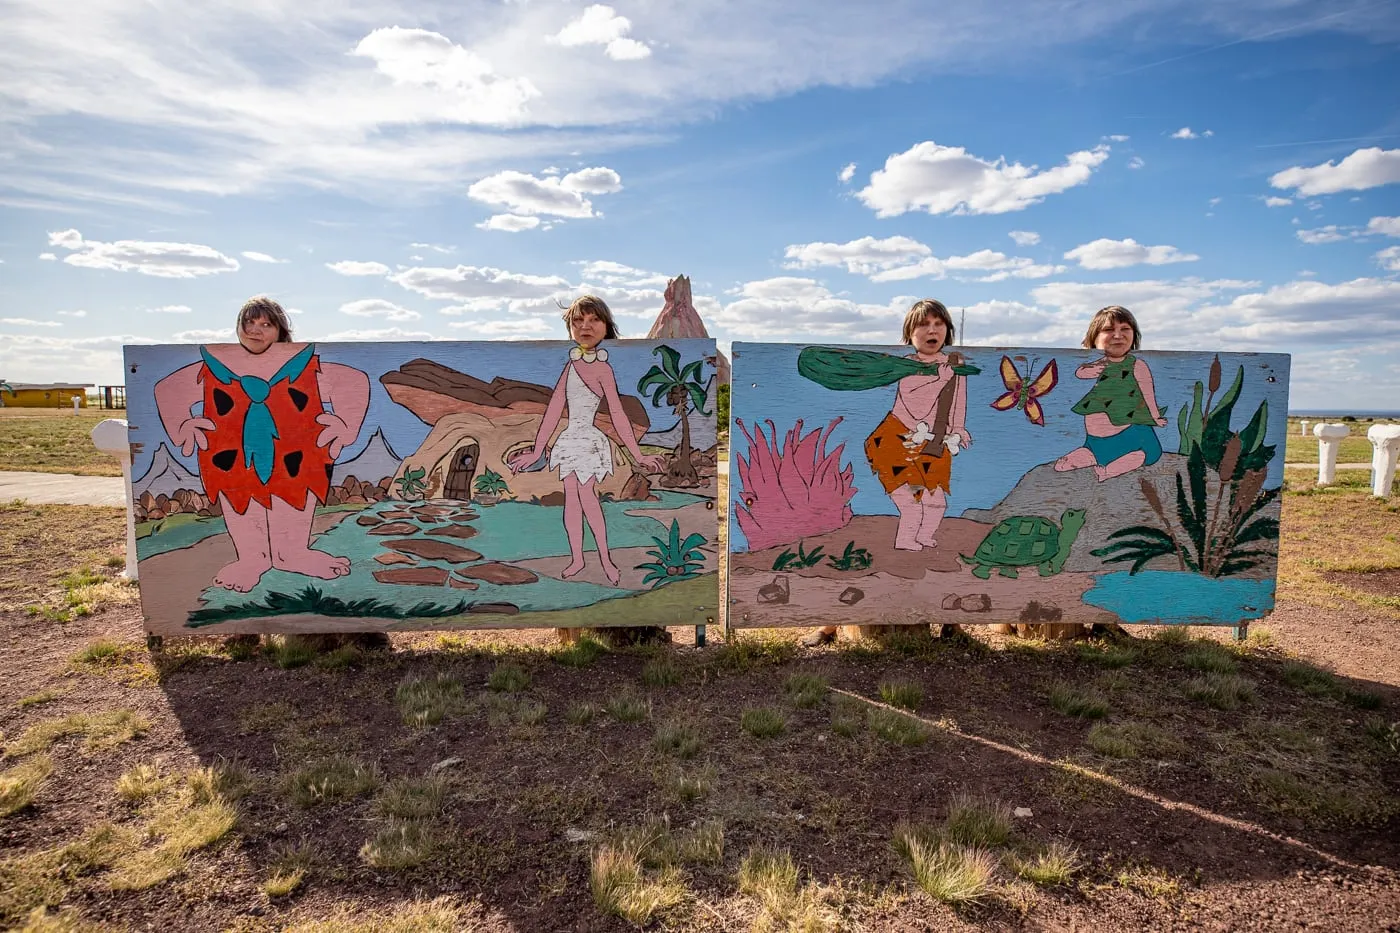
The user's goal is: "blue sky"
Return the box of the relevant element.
[2,0,1399,410]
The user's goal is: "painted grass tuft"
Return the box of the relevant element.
[740,707,787,738]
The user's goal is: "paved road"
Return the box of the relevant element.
[0,462,1381,508]
[0,471,127,506]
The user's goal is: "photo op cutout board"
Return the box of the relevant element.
[124,339,720,636]
[728,342,1290,630]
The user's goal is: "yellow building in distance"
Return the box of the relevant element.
[1,383,93,408]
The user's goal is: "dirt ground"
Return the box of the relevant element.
[1,481,1398,931]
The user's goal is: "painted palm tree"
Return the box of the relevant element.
[638,345,711,488]
[0,381,13,408]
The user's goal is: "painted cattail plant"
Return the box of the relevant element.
[734,417,856,552]
[1092,356,1279,577]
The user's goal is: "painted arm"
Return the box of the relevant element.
[1076,359,1106,379]
[507,365,570,473]
[154,361,214,457]
[599,364,665,473]
[950,373,972,446]
[314,362,371,459]
[1134,358,1168,426]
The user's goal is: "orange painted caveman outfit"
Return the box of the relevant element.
[197,344,333,514]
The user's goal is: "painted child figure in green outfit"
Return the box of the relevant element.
[1054,305,1167,482]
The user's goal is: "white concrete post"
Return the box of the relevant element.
[91,419,138,580]
[1367,424,1400,498]
[72,396,81,413]
[1313,422,1349,486]
[1300,419,1310,437]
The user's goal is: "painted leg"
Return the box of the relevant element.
[270,492,351,579]
[914,488,947,549]
[998,566,1019,578]
[215,496,273,592]
[561,475,587,579]
[1054,447,1097,472]
[578,479,621,586]
[1096,450,1146,481]
[890,485,924,551]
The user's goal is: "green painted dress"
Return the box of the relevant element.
[1070,355,1157,426]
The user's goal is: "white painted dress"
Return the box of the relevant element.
[549,360,614,482]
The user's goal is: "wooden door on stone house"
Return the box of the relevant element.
[442,442,480,500]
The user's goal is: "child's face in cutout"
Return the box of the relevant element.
[909,315,948,357]
[1094,319,1137,361]
[239,315,280,355]
[569,311,606,350]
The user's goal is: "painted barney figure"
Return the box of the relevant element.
[154,298,370,593]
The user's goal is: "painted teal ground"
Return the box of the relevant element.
[156,492,709,619]
[1083,570,1275,626]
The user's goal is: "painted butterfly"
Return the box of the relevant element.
[990,355,1058,426]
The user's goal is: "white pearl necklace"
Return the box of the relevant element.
[569,346,608,362]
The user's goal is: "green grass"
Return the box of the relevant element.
[264,636,318,670]
[16,688,68,710]
[604,692,650,723]
[1284,418,1398,464]
[1184,674,1256,710]
[360,820,437,870]
[394,674,465,728]
[551,636,606,668]
[868,707,930,745]
[1075,643,1141,668]
[663,762,715,803]
[653,719,703,758]
[286,755,380,807]
[566,702,599,725]
[879,680,924,710]
[0,409,121,476]
[943,794,1013,847]
[1086,721,1184,760]
[740,707,787,738]
[1047,682,1109,719]
[1279,660,1337,697]
[783,673,828,708]
[640,656,679,687]
[1008,842,1081,886]
[1182,643,1239,674]
[487,662,530,693]
[899,837,995,905]
[374,776,447,820]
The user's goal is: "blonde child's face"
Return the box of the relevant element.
[909,315,948,356]
[239,315,280,355]
[569,311,606,350]
[1094,320,1136,360]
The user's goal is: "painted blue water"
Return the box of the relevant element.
[1082,571,1275,625]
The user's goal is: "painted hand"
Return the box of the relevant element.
[507,446,538,474]
[953,428,973,448]
[639,454,667,473]
[314,412,354,459]
[174,417,216,457]
[1154,415,1168,428]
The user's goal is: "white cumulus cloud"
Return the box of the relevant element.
[1008,230,1040,246]
[1063,238,1199,270]
[1375,246,1400,272]
[553,4,652,61]
[838,162,856,183]
[477,214,542,232]
[1367,216,1400,237]
[467,167,622,223]
[46,229,240,278]
[351,26,540,124]
[327,260,391,276]
[1270,147,1400,196]
[1295,226,1349,244]
[147,305,192,314]
[783,236,931,275]
[242,251,287,263]
[391,264,571,305]
[1263,196,1292,207]
[1127,156,1145,169]
[1,318,62,327]
[1170,127,1212,139]
[857,141,1110,217]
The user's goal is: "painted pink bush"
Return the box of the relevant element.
[735,417,856,551]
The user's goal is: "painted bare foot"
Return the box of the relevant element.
[599,561,622,586]
[215,559,272,593]
[561,560,587,580]
[274,549,351,579]
[894,536,924,551]
[1093,465,1110,482]
[916,537,938,550]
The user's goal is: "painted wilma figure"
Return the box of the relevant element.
[800,300,980,551]
[153,298,369,593]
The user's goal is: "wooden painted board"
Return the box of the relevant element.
[124,339,719,636]
[728,343,1290,630]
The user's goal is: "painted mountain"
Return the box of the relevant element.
[133,443,201,499]
[332,427,402,486]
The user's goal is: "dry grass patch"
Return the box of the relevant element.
[1086,722,1184,760]
[0,504,126,610]
[604,691,650,723]
[641,655,679,687]
[868,706,930,745]
[943,794,1013,848]
[654,718,704,758]
[590,844,687,926]
[737,846,833,929]
[374,775,447,821]
[114,763,170,804]
[1116,864,1181,899]
[0,823,134,926]
[551,635,606,668]
[5,710,149,757]
[0,755,53,818]
[0,409,120,476]
[282,896,469,932]
[486,662,530,693]
[890,824,995,906]
[106,767,241,891]
[262,840,316,898]
[16,688,68,710]
[1279,468,1400,616]
[361,820,437,871]
[878,680,924,710]
[69,638,153,685]
[1007,841,1082,886]
[1047,682,1109,719]
[740,707,787,738]
[784,672,828,708]
[286,755,380,807]
[662,762,715,803]
[1184,673,1255,710]
[15,905,104,931]
[395,673,465,728]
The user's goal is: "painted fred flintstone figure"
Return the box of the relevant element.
[154,297,370,593]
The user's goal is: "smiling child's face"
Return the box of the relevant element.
[910,315,948,356]
[239,315,280,355]
[569,311,606,350]
[1095,319,1136,360]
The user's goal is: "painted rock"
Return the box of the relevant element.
[454,563,539,585]
[426,524,478,539]
[368,522,420,536]
[373,567,449,586]
[385,539,484,563]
